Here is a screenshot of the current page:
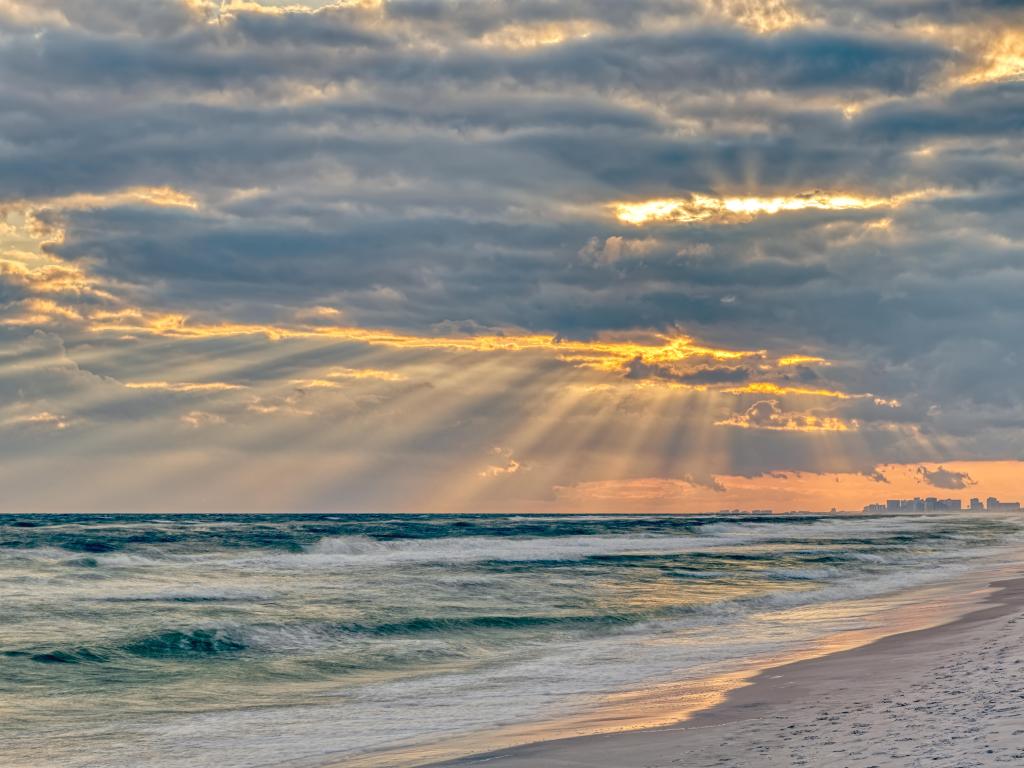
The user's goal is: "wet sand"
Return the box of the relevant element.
[430,575,1024,767]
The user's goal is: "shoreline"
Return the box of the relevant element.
[418,570,1024,767]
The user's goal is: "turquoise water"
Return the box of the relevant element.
[1,513,1021,767]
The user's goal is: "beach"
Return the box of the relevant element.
[435,576,1024,767]
[4,512,1023,768]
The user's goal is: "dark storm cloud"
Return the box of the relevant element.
[625,357,752,385]
[860,80,1024,142]
[917,465,977,490]
[0,16,952,98]
[825,0,1023,24]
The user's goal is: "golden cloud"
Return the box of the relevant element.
[123,381,246,393]
[2,410,71,430]
[478,20,601,49]
[326,367,407,381]
[959,29,1024,85]
[716,399,854,432]
[703,0,808,34]
[611,190,929,226]
[777,355,829,367]
[724,382,854,399]
[0,259,99,295]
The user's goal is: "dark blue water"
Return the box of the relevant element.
[1,513,1020,767]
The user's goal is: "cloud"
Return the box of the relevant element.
[479,446,526,478]
[625,356,752,385]
[861,467,890,484]
[683,472,727,493]
[717,399,854,432]
[578,236,659,265]
[917,465,977,490]
[611,191,913,226]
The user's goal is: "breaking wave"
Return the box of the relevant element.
[2,511,1021,768]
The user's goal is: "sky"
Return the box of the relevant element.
[0,0,1022,513]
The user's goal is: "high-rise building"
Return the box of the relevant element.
[868,497,964,513]
[987,497,1022,512]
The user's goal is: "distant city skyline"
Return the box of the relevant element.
[863,496,1023,514]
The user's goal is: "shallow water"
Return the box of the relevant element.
[1,512,1020,767]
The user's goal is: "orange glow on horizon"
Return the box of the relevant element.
[548,461,1024,515]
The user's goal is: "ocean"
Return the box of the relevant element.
[2,512,1021,768]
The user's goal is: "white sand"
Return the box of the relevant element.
[431,577,1024,767]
